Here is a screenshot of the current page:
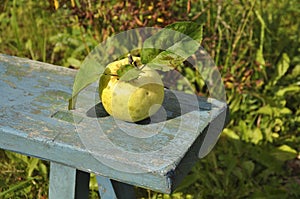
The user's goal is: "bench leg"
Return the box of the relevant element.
[97,175,136,199]
[49,162,90,199]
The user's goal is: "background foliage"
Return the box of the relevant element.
[0,0,299,198]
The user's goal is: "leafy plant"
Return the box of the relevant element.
[68,21,203,109]
[0,151,48,198]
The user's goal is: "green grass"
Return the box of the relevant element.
[0,0,299,198]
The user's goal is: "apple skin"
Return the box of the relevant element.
[99,57,164,122]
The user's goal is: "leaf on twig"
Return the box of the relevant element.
[69,21,203,109]
[117,64,143,81]
[141,21,203,71]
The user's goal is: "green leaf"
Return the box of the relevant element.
[276,85,300,96]
[69,55,105,109]
[222,128,240,140]
[279,107,292,115]
[27,158,39,178]
[271,145,297,162]
[146,51,185,71]
[277,53,290,79]
[271,53,290,85]
[291,64,300,78]
[278,144,297,154]
[141,21,203,70]
[116,64,135,77]
[257,105,273,116]
[68,29,143,109]
[69,22,203,109]
[118,66,143,81]
[67,57,81,68]
[251,128,263,144]
[39,161,48,179]
[150,38,201,71]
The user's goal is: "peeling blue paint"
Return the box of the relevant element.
[0,54,229,194]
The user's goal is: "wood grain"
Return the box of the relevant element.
[0,54,228,193]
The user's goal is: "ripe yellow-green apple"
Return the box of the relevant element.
[99,57,164,122]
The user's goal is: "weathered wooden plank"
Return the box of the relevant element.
[97,175,118,199]
[49,162,76,199]
[97,175,136,199]
[0,54,76,142]
[0,54,229,193]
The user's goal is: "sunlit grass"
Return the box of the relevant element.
[0,0,299,198]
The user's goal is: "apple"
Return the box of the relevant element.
[99,56,164,122]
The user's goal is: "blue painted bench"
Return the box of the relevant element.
[0,54,229,198]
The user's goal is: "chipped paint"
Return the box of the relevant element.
[0,54,229,194]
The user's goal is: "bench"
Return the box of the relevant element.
[0,54,229,198]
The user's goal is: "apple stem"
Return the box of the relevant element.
[128,54,139,69]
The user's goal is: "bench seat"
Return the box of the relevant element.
[0,54,228,198]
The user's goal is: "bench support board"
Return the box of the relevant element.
[0,54,229,198]
[49,162,77,199]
